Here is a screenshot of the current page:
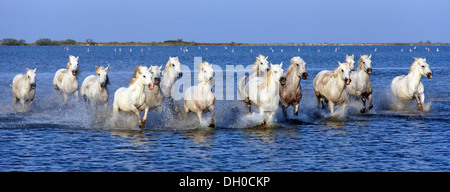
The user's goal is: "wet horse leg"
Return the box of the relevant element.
[415,94,423,110]
[360,97,367,113]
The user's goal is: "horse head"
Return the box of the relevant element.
[338,61,352,85]
[149,65,162,85]
[68,55,79,76]
[95,65,109,88]
[413,57,432,79]
[290,56,308,80]
[358,55,372,75]
[345,54,355,71]
[26,68,37,89]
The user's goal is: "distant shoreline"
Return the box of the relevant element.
[2,43,449,46]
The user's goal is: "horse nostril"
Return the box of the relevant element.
[178,72,183,79]
[367,68,372,74]
[302,72,308,79]
[427,73,433,79]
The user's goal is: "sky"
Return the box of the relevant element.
[1,0,449,43]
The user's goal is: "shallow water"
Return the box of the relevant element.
[0,45,448,171]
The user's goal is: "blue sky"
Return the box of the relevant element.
[1,0,449,43]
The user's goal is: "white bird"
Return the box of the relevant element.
[409,49,412,52]
[298,48,300,52]
[232,48,234,53]
[281,49,283,53]
[335,48,338,52]
[437,48,439,52]
[130,48,132,52]
[225,46,227,50]
[250,49,252,53]
[87,48,90,52]
[374,48,377,52]
[318,49,320,53]
[401,48,403,52]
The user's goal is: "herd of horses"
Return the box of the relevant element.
[11,53,433,129]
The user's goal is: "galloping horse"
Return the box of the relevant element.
[244,63,286,125]
[160,57,183,100]
[279,56,308,117]
[390,57,432,110]
[313,61,352,116]
[53,55,79,103]
[237,54,270,113]
[347,55,373,113]
[112,66,154,128]
[12,68,37,110]
[184,62,215,127]
[80,65,110,107]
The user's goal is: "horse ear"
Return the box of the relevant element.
[265,56,268,60]
[424,58,426,62]
[280,62,283,68]
[159,65,162,70]
[369,54,372,59]
[105,65,109,71]
[76,56,79,60]
[26,67,29,72]
[338,61,343,65]
[34,68,37,72]
[95,65,98,71]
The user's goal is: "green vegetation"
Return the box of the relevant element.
[1,38,26,45]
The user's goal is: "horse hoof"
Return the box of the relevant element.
[360,108,366,113]
[417,105,423,110]
[209,123,215,128]
[369,105,373,110]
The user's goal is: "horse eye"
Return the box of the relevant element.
[296,64,299,66]
[172,64,175,67]
[97,74,100,76]
[204,70,206,73]
[341,69,344,72]
[421,65,425,68]
[143,75,146,78]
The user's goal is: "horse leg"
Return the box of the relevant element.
[282,105,287,118]
[196,111,203,124]
[340,103,346,117]
[415,94,422,110]
[63,93,69,104]
[13,96,18,105]
[294,103,299,116]
[135,109,144,128]
[328,101,335,116]
[209,107,215,128]
[360,97,367,113]
[74,90,79,102]
[245,97,252,114]
[368,94,373,111]
[141,107,149,128]
[316,95,321,108]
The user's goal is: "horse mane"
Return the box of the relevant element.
[163,57,178,73]
[357,55,369,72]
[129,66,147,85]
[66,61,70,69]
[408,58,422,74]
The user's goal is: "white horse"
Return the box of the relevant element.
[184,61,215,127]
[313,62,352,116]
[279,56,308,117]
[112,66,154,128]
[346,54,355,71]
[244,63,285,125]
[12,68,37,110]
[80,65,110,107]
[130,65,163,112]
[160,57,183,100]
[237,54,270,113]
[53,55,79,103]
[390,57,432,110]
[347,55,373,113]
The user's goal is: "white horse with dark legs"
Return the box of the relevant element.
[346,54,355,71]
[53,55,79,103]
[160,57,183,100]
[244,63,286,125]
[184,62,215,127]
[237,54,270,113]
[112,66,154,129]
[313,62,352,116]
[12,68,37,110]
[347,55,373,113]
[279,56,308,117]
[80,65,110,107]
[130,65,163,112]
[390,57,432,110]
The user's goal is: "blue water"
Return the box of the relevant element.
[0,45,448,171]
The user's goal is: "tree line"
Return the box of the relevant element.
[0,38,94,46]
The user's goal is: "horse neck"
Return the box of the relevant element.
[264,73,278,94]
[331,69,345,89]
[21,76,31,90]
[286,69,300,89]
[162,68,176,85]
[407,66,423,87]
[129,77,145,94]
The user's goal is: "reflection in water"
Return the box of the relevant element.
[183,127,215,146]
[110,130,152,146]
